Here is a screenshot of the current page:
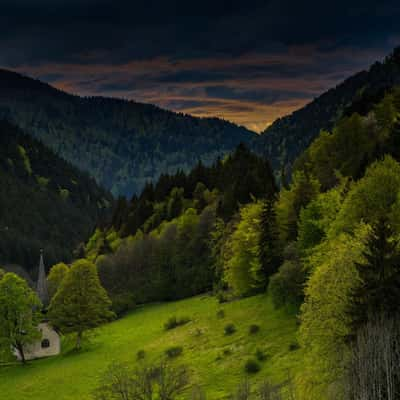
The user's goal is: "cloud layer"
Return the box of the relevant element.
[1,0,399,131]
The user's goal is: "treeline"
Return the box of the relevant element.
[83,145,277,314]
[0,120,112,272]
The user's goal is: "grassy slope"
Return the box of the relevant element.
[0,294,302,399]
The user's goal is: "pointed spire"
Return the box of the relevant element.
[37,249,49,307]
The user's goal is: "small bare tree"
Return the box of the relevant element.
[93,361,188,400]
[345,314,400,400]
[258,380,282,400]
[233,380,251,400]
[190,385,207,400]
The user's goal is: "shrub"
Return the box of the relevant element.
[223,348,232,356]
[194,328,202,337]
[216,309,225,319]
[136,349,146,360]
[224,323,236,335]
[165,346,183,358]
[164,316,190,331]
[110,293,136,316]
[244,359,261,374]
[255,348,267,362]
[249,324,260,335]
[268,244,306,310]
[217,292,228,303]
[289,342,300,351]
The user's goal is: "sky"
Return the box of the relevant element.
[1,1,400,132]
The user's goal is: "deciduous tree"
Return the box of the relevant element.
[0,273,41,363]
[49,259,114,349]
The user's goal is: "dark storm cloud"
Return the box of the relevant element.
[1,0,400,131]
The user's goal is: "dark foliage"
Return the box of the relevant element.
[249,324,260,335]
[255,349,268,362]
[0,120,112,272]
[224,323,236,335]
[244,359,261,374]
[258,197,282,282]
[164,316,191,331]
[348,218,400,333]
[165,346,183,358]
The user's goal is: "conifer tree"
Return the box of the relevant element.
[258,197,282,285]
[48,259,114,349]
[348,218,400,332]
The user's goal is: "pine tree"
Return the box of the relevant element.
[349,218,400,332]
[48,259,114,349]
[259,197,282,285]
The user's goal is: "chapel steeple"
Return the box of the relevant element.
[37,250,49,307]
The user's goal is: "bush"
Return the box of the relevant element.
[289,342,300,351]
[249,324,260,335]
[268,244,306,310]
[244,359,261,374]
[165,346,183,358]
[164,316,190,331]
[111,293,136,316]
[217,292,228,303]
[194,328,202,337]
[224,323,236,335]
[216,309,225,319]
[255,348,267,362]
[223,348,232,356]
[136,349,146,360]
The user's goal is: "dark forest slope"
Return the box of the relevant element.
[0,120,112,272]
[254,47,400,176]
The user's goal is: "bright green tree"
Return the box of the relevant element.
[0,273,42,363]
[276,171,320,244]
[332,156,400,235]
[47,262,69,299]
[224,202,263,296]
[299,225,369,399]
[0,268,5,280]
[48,259,114,349]
[297,183,346,253]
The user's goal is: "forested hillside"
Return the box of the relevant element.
[73,83,400,398]
[0,120,112,272]
[254,47,400,178]
[0,69,255,197]
[83,145,277,314]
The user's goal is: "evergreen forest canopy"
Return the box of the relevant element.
[0,120,112,272]
[0,68,255,197]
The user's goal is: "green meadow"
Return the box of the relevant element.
[0,294,302,400]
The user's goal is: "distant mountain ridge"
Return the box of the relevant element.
[0,120,112,272]
[253,47,400,175]
[0,70,255,197]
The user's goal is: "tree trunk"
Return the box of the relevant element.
[76,331,82,350]
[16,342,26,364]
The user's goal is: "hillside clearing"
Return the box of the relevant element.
[0,294,302,399]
